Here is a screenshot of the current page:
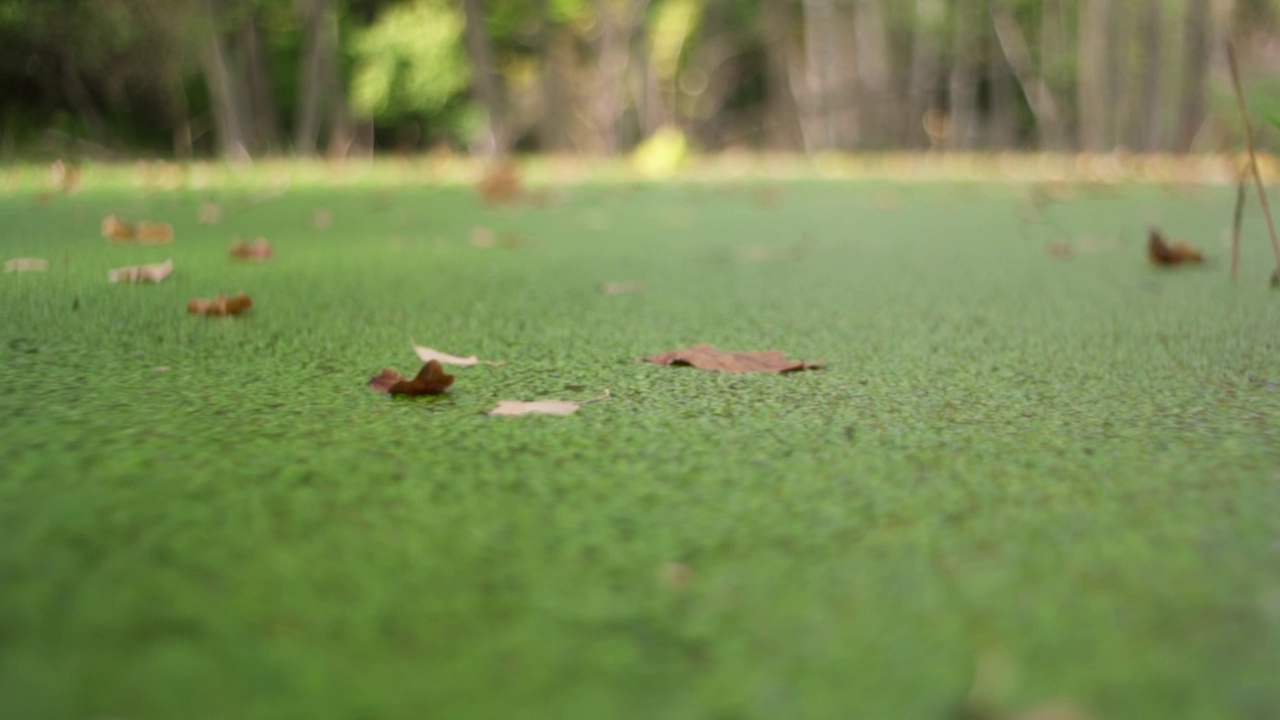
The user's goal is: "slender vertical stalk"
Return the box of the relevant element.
[1226,40,1280,280]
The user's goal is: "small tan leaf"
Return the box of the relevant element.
[198,201,224,225]
[229,237,273,261]
[310,208,333,230]
[602,281,645,295]
[411,341,503,367]
[135,222,174,244]
[187,293,253,316]
[470,226,496,248]
[4,257,49,273]
[101,215,134,241]
[644,344,822,373]
[102,215,173,244]
[488,390,610,417]
[368,360,454,396]
[109,259,173,284]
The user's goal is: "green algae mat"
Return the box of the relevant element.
[2,170,1278,720]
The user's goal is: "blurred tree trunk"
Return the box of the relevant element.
[985,15,1019,149]
[592,0,646,155]
[240,14,280,154]
[991,0,1065,149]
[905,0,945,148]
[462,0,509,155]
[760,0,802,149]
[200,0,250,159]
[1138,0,1165,151]
[1035,0,1069,149]
[1077,0,1110,151]
[947,0,979,150]
[295,0,345,156]
[800,0,837,151]
[829,2,860,148]
[853,0,893,148]
[535,6,575,153]
[1177,0,1211,151]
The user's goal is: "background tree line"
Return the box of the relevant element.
[3,0,1280,159]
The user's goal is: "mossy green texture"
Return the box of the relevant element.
[1,174,1278,720]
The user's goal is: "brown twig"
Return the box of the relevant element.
[1232,161,1248,280]
[1226,39,1280,282]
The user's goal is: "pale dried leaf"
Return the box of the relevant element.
[4,257,49,272]
[470,226,495,248]
[488,390,610,417]
[198,201,224,224]
[311,208,333,230]
[411,341,502,367]
[109,258,173,284]
[602,281,644,295]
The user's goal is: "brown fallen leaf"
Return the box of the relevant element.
[310,208,333,230]
[655,562,694,591]
[1046,241,1074,260]
[136,221,174,244]
[644,344,823,373]
[411,341,503,366]
[101,214,134,241]
[734,238,809,264]
[488,389,610,417]
[198,201,224,225]
[470,226,496,248]
[101,215,174,244]
[187,293,253,316]
[1147,227,1203,266]
[49,160,80,194]
[602,281,645,295]
[369,359,455,396]
[109,258,173,284]
[229,237,274,261]
[4,257,49,273]
[477,160,521,204]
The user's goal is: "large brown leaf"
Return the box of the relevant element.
[369,360,455,396]
[1147,227,1203,266]
[644,344,823,373]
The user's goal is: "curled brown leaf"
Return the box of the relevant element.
[1147,227,1203,266]
[369,359,455,396]
[229,237,274,261]
[187,293,253,316]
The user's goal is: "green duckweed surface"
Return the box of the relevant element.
[1,171,1278,720]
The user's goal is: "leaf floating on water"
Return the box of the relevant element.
[229,237,273,261]
[187,293,253,316]
[310,208,334,230]
[1147,227,1203,266]
[601,281,645,295]
[109,259,173,284]
[4,257,49,273]
[644,344,823,373]
[411,341,503,367]
[368,360,455,396]
[488,390,610,417]
[470,226,496,248]
[198,201,224,225]
[101,215,174,244]
[477,161,521,204]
